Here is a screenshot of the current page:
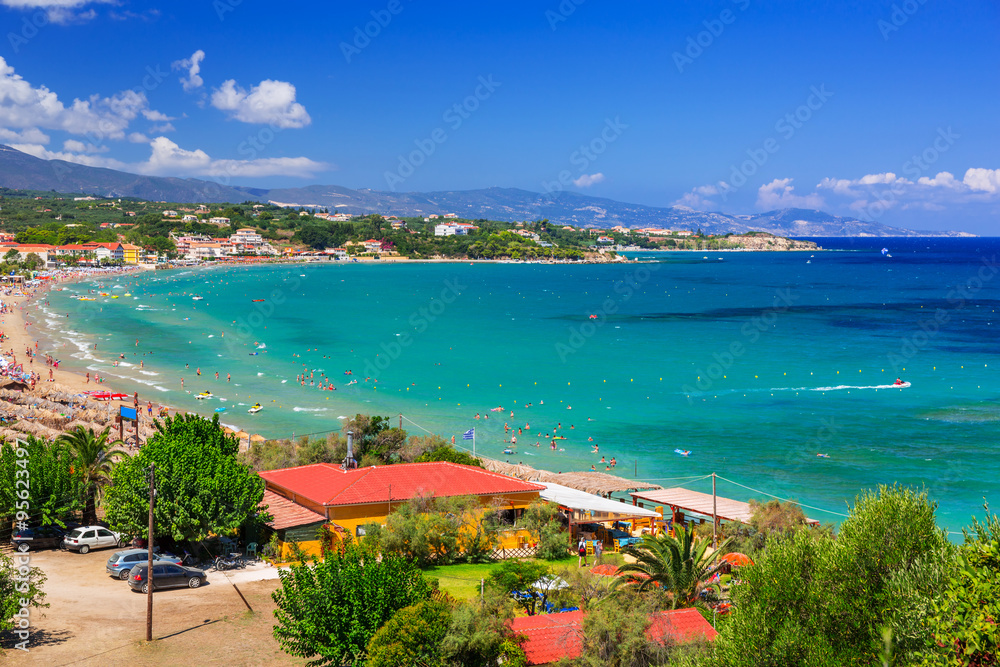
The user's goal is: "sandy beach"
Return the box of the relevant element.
[0,269,242,446]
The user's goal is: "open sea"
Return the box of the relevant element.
[31,237,1000,535]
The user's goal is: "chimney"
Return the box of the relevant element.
[344,430,356,470]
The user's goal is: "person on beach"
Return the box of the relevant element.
[578,538,587,567]
[147,401,152,417]
[86,372,90,383]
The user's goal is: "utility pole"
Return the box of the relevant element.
[399,413,402,430]
[712,472,717,549]
[146,463,155,642]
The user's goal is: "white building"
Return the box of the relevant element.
[209,217,231,225]
[434,224,468,236]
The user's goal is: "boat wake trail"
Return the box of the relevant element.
[772,383,910,392]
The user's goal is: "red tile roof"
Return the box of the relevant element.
[258,462,544,507]
[260,489,327,530]
[647,608,718,643]
[510,608,717,665]
[511,610,584,665]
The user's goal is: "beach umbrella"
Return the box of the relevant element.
[590,563,620,576]
[223,427,235,435]
[249,433,266,443]
[234,431,250,440]
[720,552,754,567]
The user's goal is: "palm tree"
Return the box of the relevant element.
[615,524,732,609]
[56,426,123,525]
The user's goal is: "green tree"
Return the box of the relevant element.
[922,505,1000,666]
[103,414,265,542]
[616,524,731,609]
[439,591,527,667]
[713,485,952,667]
[0,550,47,639]
[488,559,550,615]
[518,499,568,560]
[55,426,122,525]
[272,540,430,666]
[415,444,484,468]
[365,598,452,667]
[0,437,84,531]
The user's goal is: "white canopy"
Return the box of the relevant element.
[540,482,659,522]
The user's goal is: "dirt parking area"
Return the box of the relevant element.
[1,547,305,666]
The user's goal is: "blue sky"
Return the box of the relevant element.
[0,0,997,233]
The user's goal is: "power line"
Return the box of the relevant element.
[714,474,850,519]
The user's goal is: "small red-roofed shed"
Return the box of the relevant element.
[510,608,717,665]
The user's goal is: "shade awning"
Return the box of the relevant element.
[631,487,819,526]
[541,482,659,521]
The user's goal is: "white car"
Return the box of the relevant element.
[62,526,121,554]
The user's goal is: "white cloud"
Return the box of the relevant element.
[0,0,109,24]
[172,50,205,93]
[149,122,175,133]
[127,132,148,143]
[11,142,127,168]
[142,109,173,122]
[916,171,961,189]
[573,173,604,188]
[0,127,49,144]
[756,178,824,210]
[0,56,163,141]
[62,138,107,153]
[14,136,329,180]
[963,168,1000,194]
[211,78,310,128]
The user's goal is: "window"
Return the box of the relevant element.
[152,566,166,575]
[97,529,113,537]
[82,530,95,539]
[166,566,184,575]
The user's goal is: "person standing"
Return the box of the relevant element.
[578,538,587,568]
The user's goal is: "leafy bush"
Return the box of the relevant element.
[272,541,429,666]
[713,484,954,667]
[365,599,452,667]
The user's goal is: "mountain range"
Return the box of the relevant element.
[0,145,970,237]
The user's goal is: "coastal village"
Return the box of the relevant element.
[0,191,818,269]
[0,193,990,667]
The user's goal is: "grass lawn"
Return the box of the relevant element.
[422,562,505,600]
[422,553,617,600]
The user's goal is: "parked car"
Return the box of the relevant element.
[11,525,66,550]
[127,561,207,593]
[106,549,183,580]
[62,526,121,553]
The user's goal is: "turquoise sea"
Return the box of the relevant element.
[31,237,1000,534]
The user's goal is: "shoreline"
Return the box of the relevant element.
[2,268,268,444]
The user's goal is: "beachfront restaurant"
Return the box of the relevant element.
[539,482,662,555]
[629,487,820,534]
[257,461,545,558]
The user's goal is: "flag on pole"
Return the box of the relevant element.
[463,428,475,440]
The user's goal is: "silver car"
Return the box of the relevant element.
[62,526,121,553]
[106,549,182,580]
